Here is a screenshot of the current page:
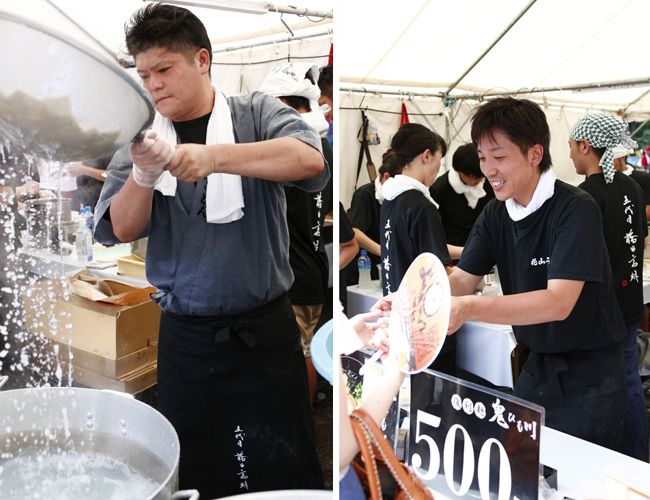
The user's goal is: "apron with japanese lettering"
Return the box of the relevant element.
[157,293,324,498]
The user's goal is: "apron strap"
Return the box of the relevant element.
[213,317,258,348]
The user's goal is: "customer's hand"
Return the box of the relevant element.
[130,130,174,188]
[348,310,381,348]
[370,292,396,318]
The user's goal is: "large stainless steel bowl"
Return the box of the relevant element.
[0,10,155,161]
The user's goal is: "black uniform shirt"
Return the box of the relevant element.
[429,171,495,246]
[285,138,333,304]
[347,182,381,282]
[380,189,454,353]
[630,169,650,205]
[458,180,626,354]
[579,172,647,325]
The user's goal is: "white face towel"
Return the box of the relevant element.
[382,174,439,208]
[300,111,329,138]
[374,176,385,204]
[447,168,487,209]
[505,168,556,222]
[152,87,244,224]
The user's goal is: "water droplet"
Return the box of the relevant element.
[121,429,127,436]
[86,413,93,420]
[48,318,58,328]
[86,422,93,429]
[65,324,72,329]
[120,420,126,427]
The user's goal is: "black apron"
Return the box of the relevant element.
[514,344,634,457]
[157,294,324,498]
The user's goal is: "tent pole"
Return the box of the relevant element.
[455,77,650,100]
[212,29,331,54]
[444,0,537,96]
[625,87,650,113]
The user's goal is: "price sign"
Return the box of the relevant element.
[342,349,400,450]
[409,370,544,500]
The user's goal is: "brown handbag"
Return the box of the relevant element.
[350,408,434,500]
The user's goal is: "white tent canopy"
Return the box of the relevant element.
[338,0,650,208]
[0,0,333,96]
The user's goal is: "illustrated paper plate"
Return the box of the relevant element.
[389,253,451,374]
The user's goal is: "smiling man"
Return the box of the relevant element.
[94,4,327,498]
[447,97,633,456]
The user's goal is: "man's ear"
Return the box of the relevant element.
[529,143,544,168]
[197,48,211,75]
[579,139,591,155]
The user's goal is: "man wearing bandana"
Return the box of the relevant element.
[446,98,634,456]
[569,113,648,461]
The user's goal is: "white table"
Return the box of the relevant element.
[347,283,517,389]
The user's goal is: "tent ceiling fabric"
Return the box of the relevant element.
[340,0,650,111]
[0,0,332,63]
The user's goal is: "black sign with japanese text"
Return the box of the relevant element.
[342,349,400,450]
[409,369,544,500]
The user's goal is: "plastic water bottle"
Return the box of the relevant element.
[358,250,372,289]
[81,207,94,244]
[75,221,93,263]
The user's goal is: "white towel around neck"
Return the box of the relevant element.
[153,87,244,224]
[447,168,486,209]
[505,169,556,222]
[382,174,439,208]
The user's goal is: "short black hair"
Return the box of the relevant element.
[318,65,333,100]
[471,97,552,172]
[125,4,213,76]
[452,143,482,178]
[378,150,402,178]
[391,123,447,167]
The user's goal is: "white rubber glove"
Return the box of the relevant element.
[129,130,175,188]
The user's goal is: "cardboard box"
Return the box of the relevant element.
[26,329,158,379]
[117,254,147,280]
[21,275,160,367]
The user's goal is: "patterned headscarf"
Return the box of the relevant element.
[569,113,637,184]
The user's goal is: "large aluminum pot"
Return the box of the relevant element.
[0,387,197,500]
[24,198,71,250]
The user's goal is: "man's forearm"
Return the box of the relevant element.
[212,137,323,181]
[353,228,381,256]
[109,173,154,243]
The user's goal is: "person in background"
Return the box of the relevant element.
[36,158,80,210]
[380,122,458,376]
[344,150,402,286]
[447,97,633,456]
[569,115,648,461]
[637,145,650,172]
[94,4,327,497]
[613,145,650,220]
[259,62,334,404]
[340,202,359,316]
[317,64,333,122]
[338,305,401,500]
[430,143,495,250]
[66,157,110,211]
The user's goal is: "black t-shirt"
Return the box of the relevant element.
[339,202,356,311]
[76,157,111,210]
[579,172,647,324]
[285,138,333,304]
[458,180,626,353]
[380,190,452,296]
[380,190,454,353]
[345,182,382,284]
[429,172,495,246]
[629,169,650,206]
